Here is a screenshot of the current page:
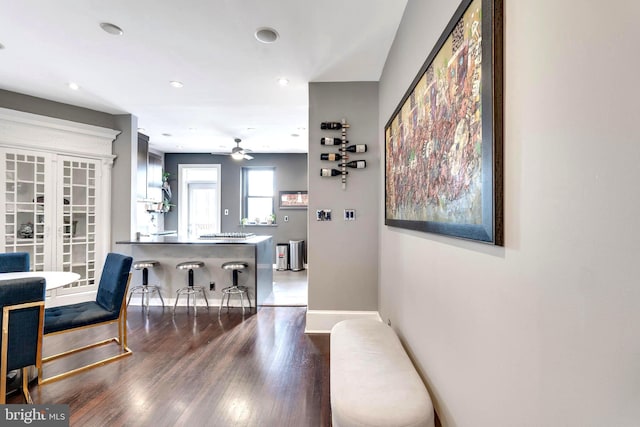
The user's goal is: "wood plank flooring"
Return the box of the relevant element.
[8,306,331,427]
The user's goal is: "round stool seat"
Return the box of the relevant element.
[133,260,159,270]
[128,260,164,312]
[176,261,204,270]
[221,261,248,271]
[174,261,209,316]
[219,261,251,316]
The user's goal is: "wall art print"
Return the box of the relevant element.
[384,0,503,245]
[279,191,308,209]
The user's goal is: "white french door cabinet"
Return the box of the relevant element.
[0,108,119,306]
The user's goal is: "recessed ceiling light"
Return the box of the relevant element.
[100,22,124,36]
[169,81,184,88]
[291,133,299,137]
[0,43,5,50]
[188,127,196,132]
[255,27,279,43]
[162,133,172,137]
[137,127,146,132]
[278,78,289,86]
[68,82,80,90]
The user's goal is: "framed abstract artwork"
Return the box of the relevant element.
[384,0,503,245]
[279,191,308,209]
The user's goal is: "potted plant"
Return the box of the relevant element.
[162,172,172,200]
[266,213,276,224]
[161,172,173,212]
[161,197,174,213]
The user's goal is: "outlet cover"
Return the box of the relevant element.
[344,209,356,220]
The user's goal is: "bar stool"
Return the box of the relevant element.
[219,261,251,315]
[174,261,209,315]
[127,260,165,312]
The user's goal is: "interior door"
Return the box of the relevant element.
[1,149,55,271]
[54,156,101,296]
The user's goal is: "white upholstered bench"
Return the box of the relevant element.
[330,319,434,427]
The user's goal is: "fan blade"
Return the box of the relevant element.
[243,154,254,160]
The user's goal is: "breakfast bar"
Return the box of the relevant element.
[115,234,273,308]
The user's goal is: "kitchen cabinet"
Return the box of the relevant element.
[0,108,119,305]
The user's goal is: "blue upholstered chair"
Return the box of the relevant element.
[0,277,46,404]
[0,252,30,273]
[38,252,133,384]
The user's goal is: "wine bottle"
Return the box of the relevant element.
[320,137,347,145]
[320,153,345,161]
[344,160,366,169]
[340,144,367,153]
[320,122,347,130]
[320,168,348,177]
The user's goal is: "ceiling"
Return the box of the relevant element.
[0,0,408,154]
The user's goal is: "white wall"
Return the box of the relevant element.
[379,0,640,425]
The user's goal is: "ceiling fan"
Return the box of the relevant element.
[227,138,253,160]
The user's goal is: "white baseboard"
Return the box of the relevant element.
[126,296,228,308]
[45,291,96,308]
[305,310,381,334]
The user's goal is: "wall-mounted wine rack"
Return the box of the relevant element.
[319,119,367,190]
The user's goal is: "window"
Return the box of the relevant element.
[242,167,274,223]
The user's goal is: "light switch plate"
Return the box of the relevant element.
[224,209,229,215]
[316,209,332,221]
[344,209,355,220]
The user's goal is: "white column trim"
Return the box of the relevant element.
[0,107,119,160]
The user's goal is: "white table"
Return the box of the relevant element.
[0,271,80,289]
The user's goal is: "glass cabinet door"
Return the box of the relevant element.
[56,157,100,294]
[2,150,51,271]
[2,150,103,299]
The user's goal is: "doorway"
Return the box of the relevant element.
[178,164,221,238]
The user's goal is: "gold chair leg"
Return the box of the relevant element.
[39,280,133,385]
[40,344,132,385]
[22,367,33,404]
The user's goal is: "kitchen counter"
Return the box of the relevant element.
[116,235,273,308]
[116,235,271,245]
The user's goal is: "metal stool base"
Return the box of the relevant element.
[173,286,209,316]
[127,285,165,313]
[218,285,252,315]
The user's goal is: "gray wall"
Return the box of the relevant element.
[163,152,308,259]
[0,89,117,129]
[111,114,138,248]
[308,82,379,311]
[379,0,640,425]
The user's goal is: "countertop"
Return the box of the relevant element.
[116,235,272,245]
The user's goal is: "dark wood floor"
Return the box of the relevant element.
[9,306,331,427]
